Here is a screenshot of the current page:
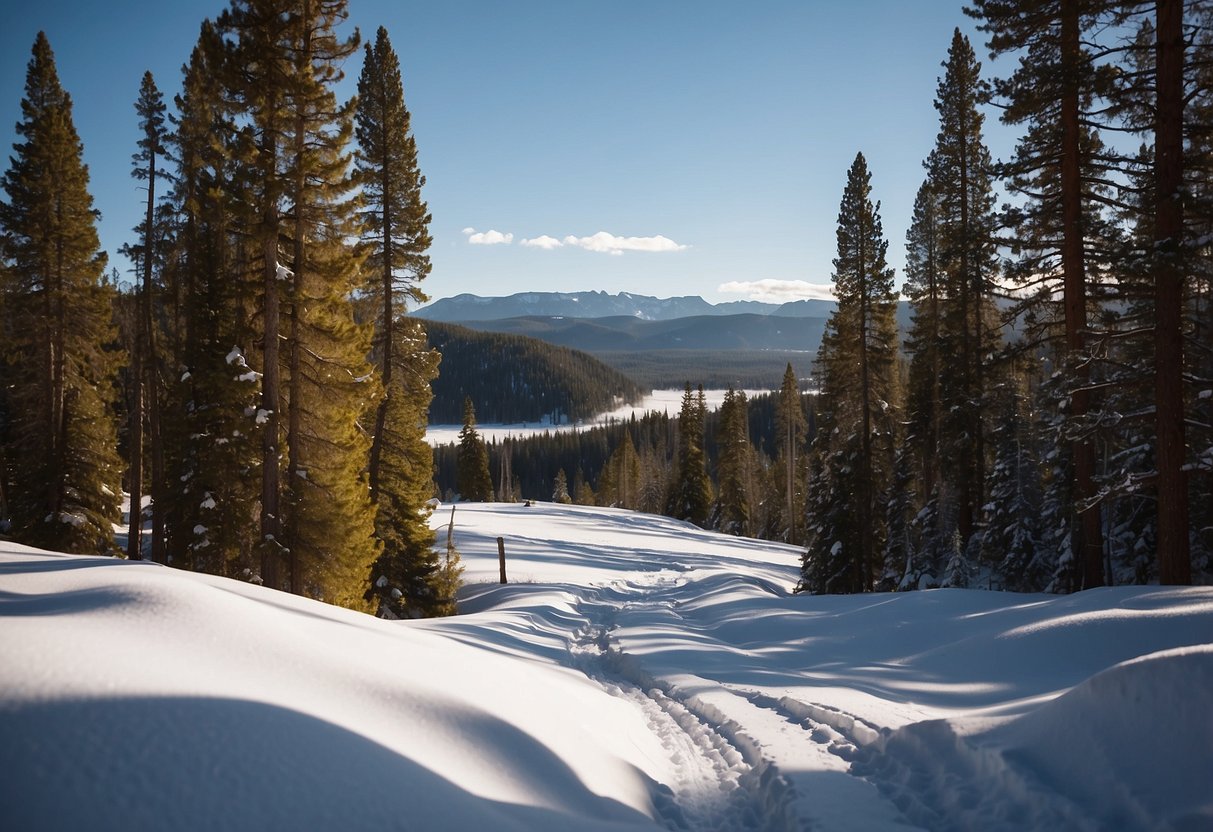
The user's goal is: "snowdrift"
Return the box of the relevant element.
[2,502,1211,831]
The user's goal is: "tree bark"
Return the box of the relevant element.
[126,343,143,561]
[1153,0,1190,584]
[1061,0,1105,588]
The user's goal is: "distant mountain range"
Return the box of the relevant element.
[414,290,837,322]
[413,291,920,389]
[447,313,829,352]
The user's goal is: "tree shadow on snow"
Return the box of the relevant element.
[0,695,659,832]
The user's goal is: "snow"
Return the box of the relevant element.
[426,388,769,446]
[2,502,1211,831]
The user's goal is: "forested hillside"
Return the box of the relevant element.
[425,321,648,424]
[435,385,817,536]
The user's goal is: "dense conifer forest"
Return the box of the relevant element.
[0,0,1208,615]
[424,321,648,424]
[593,349,818,389]
[0,4,456,616]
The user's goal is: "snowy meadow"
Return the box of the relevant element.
[2,501,1211,831]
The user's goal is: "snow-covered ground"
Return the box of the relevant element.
[425,388,768,446]
[2,501,1211,831]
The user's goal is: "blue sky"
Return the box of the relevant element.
[0,1,1018,306]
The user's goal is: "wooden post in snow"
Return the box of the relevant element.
[497,537,507,584]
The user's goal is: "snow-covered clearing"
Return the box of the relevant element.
[2,501,1211,830]
[425,388,768,446]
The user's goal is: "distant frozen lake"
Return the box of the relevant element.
[425,387,770,446]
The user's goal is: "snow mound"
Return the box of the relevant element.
[2,503,1211,831]
[853,646,1213,831]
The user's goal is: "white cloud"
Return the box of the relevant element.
[464,228,688,255]
[562,231,688,256]
[717,279,835,302]
[462,227,513,246]
[520,235,564,250]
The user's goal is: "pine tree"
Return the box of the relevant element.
[457,398,493,501]
[356,26,434,499]
[902,180,944,511]
[162,22,263,579]
[215,0,380,606]
[430,505,464,617]
[365,370,442,618]
[123,70,169,563]
[0,33,123,553]
[775,363,806,542]
[926,29,1002,549]
[968,0,1114,589]
[981,369,1046,591]
[552,468,572,504]
[600,432,641,508]
[666,383,712,525]
[1147,0,1190,584]
[801,153,899,593]
[713,388,753,536]
[354,25,445,614]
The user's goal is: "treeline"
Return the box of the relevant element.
[436,378,817,542]
[425,322,648,424]
[0,5,457,617]
[804,7,1212,594]
[595,349,820,390]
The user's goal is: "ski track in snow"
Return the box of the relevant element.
[6,501,1211,831]
[570,583,793,831]
[562,567,908,832]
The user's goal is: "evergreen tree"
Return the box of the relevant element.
[636,440,670,516]
[902,179,944,512]
[430,505,464,617]
[774,363,806,542]
[356,26,434,500]
[880,446,919,590]
[0,33,123,553]
[552,468,572,504]
[1144,0,1190,584]
[123,70,170,563]
[713,388,753,536]
[162,22,263,579]
[968,0,1114,588]
[457,398,493,501]
[801,153,899,593]
[666,383,712,525]
[981,369,1046,591]
[926,29,1002,549]
[600,432,641,508]
[215,0,380,606]
[365,372,443,618]
[572,466,595,505]
[213,0,293,588]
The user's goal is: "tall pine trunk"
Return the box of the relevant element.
[260,192,283,591]
[858,233,874,593]
[368,194,393,500]
[1153,0,1190,584]
[1061,0,1105,588]
[126,343,143,560]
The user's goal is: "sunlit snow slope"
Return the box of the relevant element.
[2,501,1211,831]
